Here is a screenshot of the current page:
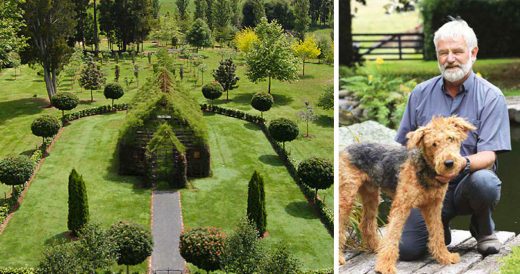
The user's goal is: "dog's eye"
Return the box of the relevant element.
[448,137,454,142]
[432,142,437,147]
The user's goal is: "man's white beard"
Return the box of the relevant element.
[438,58,473,83]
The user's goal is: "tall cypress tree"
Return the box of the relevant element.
[247,171,267,237]
[68,169,89,236]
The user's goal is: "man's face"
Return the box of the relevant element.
[436,36,478,83]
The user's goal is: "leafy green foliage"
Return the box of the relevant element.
[79,60,106,102]
[221,218,264,274]
[179,227,226,272]
[245,18,298,94]
[340,74,415,128]
[37,241,83,274]
[241,0,265,28]
[298,101,318,137]
[268,118,299,149]
[318,85,333,110]
[213,58,239,100]
[260,244,301,274]
[67,169,89,236]
[251,92,274,117]
[147,123,186,154]
[202,82,224,103]
[31,115,61,141]
[150,14,180,46]
[297,157,333,200]
[0,155,34,187]
[107,221,153,267]
[186,19,213,48]
[76,223,118,272]
[292,0,310,40]
[51,92,79,112]
[247,171,267,237]
[104,83,125,107]
[292,37,321,76]
[0,0,27,69]
[264,0,295,30]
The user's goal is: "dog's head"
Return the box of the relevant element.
[406,116,476,178]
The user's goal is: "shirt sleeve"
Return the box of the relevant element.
[477,93,511,153]
[395,88,419,146]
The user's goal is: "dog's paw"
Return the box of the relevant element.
[374,263,397,274]
[339,256,346,265]
[437,252,460,265]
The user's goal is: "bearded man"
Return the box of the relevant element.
[394,18,511,260]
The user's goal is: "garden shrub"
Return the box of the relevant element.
[31,115,61,142]
[0,267,36,274]
[62,104,128,123]
[103,83,125,107]
[268,118,299,149]
[0,155,35,189]
[221,219,264,274]
[38,242,83,274]
[251,92,274,117]
[179,227,226,272]
[202,82,224,104]
[107,221,153,269]
[67,169,89,236]
[247,171,267,237]
[297,157,333,201]
[51,92,79,121]
[260,244,301,274]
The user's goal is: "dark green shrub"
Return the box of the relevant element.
[268,118,299,149]
[297,157,333,201]
[38,242,83,274]
[107,221,153,272]
[213,58,239,101]
[67,169,89,236]
[104,83,125,107]
[251,92,274,117]
[202,82,224,104]
[51,92,79,121]
[0,267,36,274]
[31,115,61,142]
[0,155,34,191]
[179,227,226,272]
[247,171,267,237]
[221,218,264,274]
[260,244,301,274]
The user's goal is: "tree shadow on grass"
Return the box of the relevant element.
[258,154,284,166]
[313,114,333,128]
[299,74,316,80]
[271,94,294,107]
[230,92,255,105]
[285,201,318,219]
[0,97,48,126]
[243,122,260,131]
[44,231,71,246]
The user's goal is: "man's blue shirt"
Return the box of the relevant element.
[395,71,511,156]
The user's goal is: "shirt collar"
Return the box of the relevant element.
[440,71,475,95]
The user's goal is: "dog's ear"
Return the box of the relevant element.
[406,127,427,149]
[448,116,476,137]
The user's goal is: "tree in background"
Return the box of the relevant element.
[247,171,267,237]
[268,118,299,150]
[194,0,208,20]
[67,169,89,236]
[213,0,233,43]
[176,0,190,21]
[298,101,318,137]
[264,0,295,30]
[213,58,239,101]
[61,48,84,90]
[9,52,21,79]
[51,92,79,122]
[115,64,120,82]
[234,28,258,54]
[31,115,61,144]
[297,157,333,201]
[230,0,241,28]
[205,0,215,30]
[202,82,223,104]
[292,37,321,76]
[292,0,310,40]
[22,0,76,102]
[251,92,274,117]
[150,15,180,46]
[186,19,213,49]
[318,85,334,110]
[0,155,34,193]
[79,60,106,102]
[152,0,160,19]
[108,221,153,274]
[104,83,125,107]
[0,0,28,69]
[241,0,265,28]
[221,218,264,274]
[316,35,333,64]
[245,18,298,94]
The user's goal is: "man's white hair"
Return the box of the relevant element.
[433,19,478,50]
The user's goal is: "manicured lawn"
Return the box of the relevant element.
[181,113,333,271]
[0,113,151,272]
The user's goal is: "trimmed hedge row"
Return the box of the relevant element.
[201,105,333,236]
[63,104,129,123]
[0,267,35,274]
[300,268,333,274]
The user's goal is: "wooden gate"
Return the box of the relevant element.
[352,33,424,60]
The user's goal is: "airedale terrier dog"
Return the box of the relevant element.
[339,116,476,274]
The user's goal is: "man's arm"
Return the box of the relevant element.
[436,151,496,183]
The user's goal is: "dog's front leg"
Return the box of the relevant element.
[420,201,460,265]
[374,187,413,274]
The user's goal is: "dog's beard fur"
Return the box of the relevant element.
[438,52,474,83]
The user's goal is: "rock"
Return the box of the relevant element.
[339,120,399,151]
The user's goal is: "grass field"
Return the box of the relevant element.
[182,114,333,271]
[0,113,151,272]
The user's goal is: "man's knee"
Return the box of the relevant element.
[399,241,427,261]
[466,170,501,207]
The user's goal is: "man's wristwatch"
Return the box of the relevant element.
[463,156,471,174]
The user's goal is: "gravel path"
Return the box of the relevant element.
[151,190,185,273]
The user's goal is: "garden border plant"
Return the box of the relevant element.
[200,104,333,235]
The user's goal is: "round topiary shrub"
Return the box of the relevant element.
[179,227,226,272]
[51,92,79,120]
[268,118,299,149]
[107,221,153,270]
[103,83,125,107]
[251,92,274,117]
[0,155,35,190]
[31,115,61,142]
[297,157,333,200]
[202,82,224,104]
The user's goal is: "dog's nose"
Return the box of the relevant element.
[444,160,454,168]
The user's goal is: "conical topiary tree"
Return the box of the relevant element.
[68,169,89,236]
[247,170,266,237]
